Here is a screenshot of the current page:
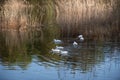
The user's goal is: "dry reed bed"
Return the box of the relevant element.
[55,0,119,41]
[0,0,44,50]
[0,0,119,41]
[0,0,44,31]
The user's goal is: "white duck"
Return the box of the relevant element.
[73,41,78,46]
[51,48,61,54]
[78,35,84,41]
[56,46,64,50]
[53,39,62,44]
[60,50,68,56]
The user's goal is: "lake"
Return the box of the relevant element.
[0,36,120,80]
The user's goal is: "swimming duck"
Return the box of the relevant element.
[56,46,64,50]
[60,50,68,56]
[78,35,84,41]
[73,41,78,46]
[51,48,61,54]
[53,39,62,44]
[78,35,83,38]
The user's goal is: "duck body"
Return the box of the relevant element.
[78,35,84,41]
[54,39,62,44]
[51,48,61,54]
[56,46,64,50]
[80,37,84,41]
[51,47,69,56]
[73,41,78,46]
[60,51,68,56]
[78,35,83,38]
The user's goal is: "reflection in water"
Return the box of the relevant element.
[0,30,31,69]
[0,31,120,80]
[0,0,120,80]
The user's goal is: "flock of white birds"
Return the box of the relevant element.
[51,35,84,56]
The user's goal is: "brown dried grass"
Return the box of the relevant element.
[55,0,119,41]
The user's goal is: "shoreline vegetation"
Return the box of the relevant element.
[0,0,119,41]
[55,0,120,41]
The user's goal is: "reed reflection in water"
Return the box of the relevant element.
[0,38,120,80]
